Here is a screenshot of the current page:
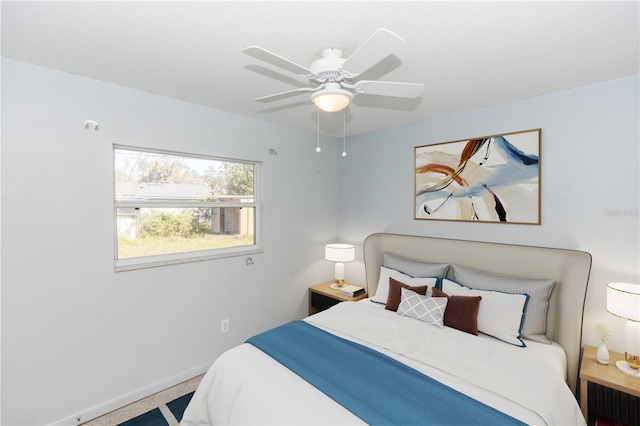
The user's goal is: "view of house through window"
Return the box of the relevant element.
[114,146,259,269]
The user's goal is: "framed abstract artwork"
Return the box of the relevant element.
[414,129,541,224]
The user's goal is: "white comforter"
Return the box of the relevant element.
[181,301,585,425]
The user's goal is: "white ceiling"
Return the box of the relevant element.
[2,1,638,137]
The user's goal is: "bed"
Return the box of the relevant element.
[181,233,592,425]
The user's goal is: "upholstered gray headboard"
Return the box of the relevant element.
[363,233,592,395]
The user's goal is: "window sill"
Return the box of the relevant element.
[115,247,263,272]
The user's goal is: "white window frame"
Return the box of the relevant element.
[113,145,262,272]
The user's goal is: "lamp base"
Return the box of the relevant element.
[333,262,345,285]
[615,360,640,378]
[626,351,640,369]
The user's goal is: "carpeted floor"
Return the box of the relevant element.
[82,375,202,426]
[117,392,194,426]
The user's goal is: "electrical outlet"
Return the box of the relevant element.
[220,319,229,333]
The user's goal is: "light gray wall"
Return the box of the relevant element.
[1,58,340,425]
[338,75,639,356]
[2,57,638,425]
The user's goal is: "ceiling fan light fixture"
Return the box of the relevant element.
[311,88,353,113]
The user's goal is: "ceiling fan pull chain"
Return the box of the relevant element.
[316,105,321,153]
[342,110,347,157]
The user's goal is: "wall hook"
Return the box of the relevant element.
[84,120,99,131]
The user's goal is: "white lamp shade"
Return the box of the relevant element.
[325,244,355,262]
[607,282,640,322]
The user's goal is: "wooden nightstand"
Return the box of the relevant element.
[579,345,640,425]
[308,282,368,315]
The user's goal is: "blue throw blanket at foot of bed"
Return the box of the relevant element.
[247,320,525,426]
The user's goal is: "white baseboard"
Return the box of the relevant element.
[51,360,213,426]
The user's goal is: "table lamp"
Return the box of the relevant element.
[606,282,640,377]
[325,243,355,286]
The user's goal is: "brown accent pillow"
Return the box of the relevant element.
[432,287,482,335]
[385,277,429,311]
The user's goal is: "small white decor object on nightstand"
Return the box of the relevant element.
[595,322,612,365]
[597,342,610,365]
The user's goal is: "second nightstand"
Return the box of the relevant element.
[579,345,640,426]
[308,282,368,315]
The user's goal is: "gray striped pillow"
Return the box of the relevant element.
[451,265,556,343]
[383,252,450,278]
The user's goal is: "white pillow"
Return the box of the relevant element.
[371,266,438,304]
[441,278,529,347]
[397,288,448,328]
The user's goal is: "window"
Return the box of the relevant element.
[114,146,260,271]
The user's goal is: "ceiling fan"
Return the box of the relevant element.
[243,28,425,113]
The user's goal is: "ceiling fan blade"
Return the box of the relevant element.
[243,46,315,78]
[341,29,404,78]
[253,86,321,103]
[353,80,425,98]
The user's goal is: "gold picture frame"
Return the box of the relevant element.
[414,129,541,224]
